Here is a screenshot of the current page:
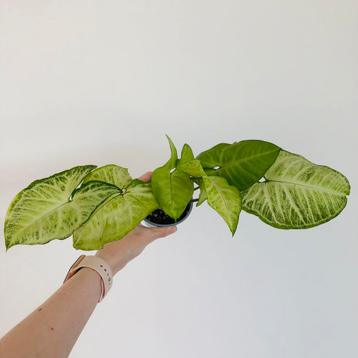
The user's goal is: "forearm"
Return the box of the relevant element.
[0,267,102,358]
[0,186,176,358]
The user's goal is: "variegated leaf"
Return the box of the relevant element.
[82,164,132,189]
[242,151,351,229]
[72,183,159,250]
[4,166,120,249]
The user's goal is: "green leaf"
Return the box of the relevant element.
[127,178,145,189]
[196,140,281,190]
[82,164,132,189]
[151,136,194,219]
[72,183,159,250]
[177,159,211,207]
[202,175,242,236]
[165,134,178,169]
[177,159,207,178]
[177,143,195,170]
[151,168,194,219]
[242,151,351,229]
[196,143,231,167]
[196,177,207,207]
[4,166,120,250]
[176,158,208,207]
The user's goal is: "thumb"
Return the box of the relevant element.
[149,225,177,240]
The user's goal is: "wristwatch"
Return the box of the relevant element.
[63,255,113,303]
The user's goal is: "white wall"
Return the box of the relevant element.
[0,1,357,357]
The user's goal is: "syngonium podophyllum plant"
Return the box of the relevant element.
[4,135,351,251]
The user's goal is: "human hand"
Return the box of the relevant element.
[95,171,177,275]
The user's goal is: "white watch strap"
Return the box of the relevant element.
[63,255,113,302]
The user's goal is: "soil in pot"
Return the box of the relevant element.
[145,201,193,225]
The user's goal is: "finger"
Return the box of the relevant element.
[138,171,153,182]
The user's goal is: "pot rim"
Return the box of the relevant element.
[143,200,194,227]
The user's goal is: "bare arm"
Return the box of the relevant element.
[0,267,103,358]
[0,171,177,358]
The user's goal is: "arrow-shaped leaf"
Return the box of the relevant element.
[202,176,241,236]
[177,143,195,170]
[151,136,194,219]
[197,140,280,190]
[4,166,120,250]
[242,151,351,229]
[72,182,159,250]
[196,177,208,207]
[82,164,132,189]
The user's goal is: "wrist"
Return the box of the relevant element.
[78,267,103,301]
[95,251,126,276]
[63,255,114,302]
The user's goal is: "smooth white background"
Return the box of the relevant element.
[0,1,357,357]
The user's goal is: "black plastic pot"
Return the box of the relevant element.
[143,200,194,227]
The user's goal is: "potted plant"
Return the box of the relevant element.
[4,135,351,251]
